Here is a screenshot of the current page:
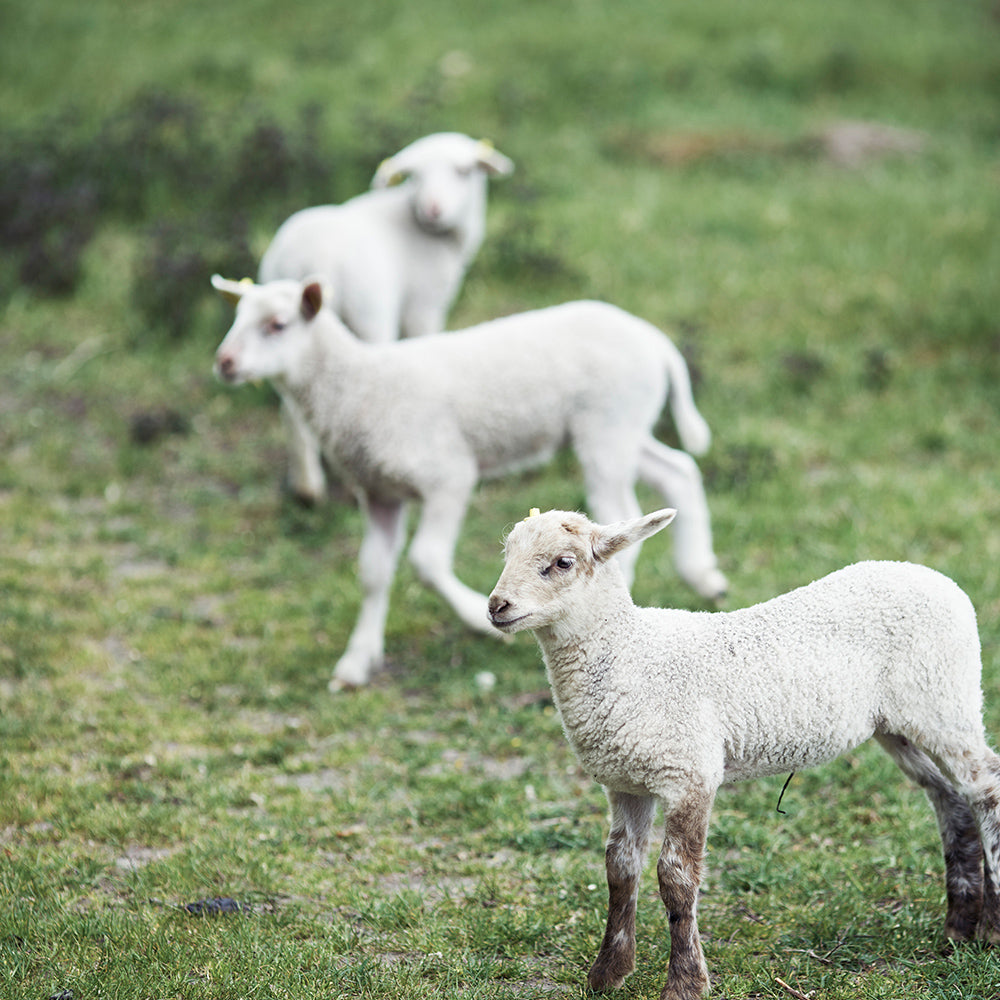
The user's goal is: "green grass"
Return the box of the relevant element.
[2,0,1000,997]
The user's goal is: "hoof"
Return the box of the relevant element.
[588,955,633,993]
[328,676,360,694]
[976,922,1000,946]
[587,969,628,993]
[288,487,323,508]
[330,650,381,691]
[685,567,728,605]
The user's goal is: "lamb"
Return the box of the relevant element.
[210,275,727,690]
[257,132,515,504]
[487,507,1000,1000]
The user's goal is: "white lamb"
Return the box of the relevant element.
[257,131,514,504]
[488,507,1000,1000]
[211,275,727,690]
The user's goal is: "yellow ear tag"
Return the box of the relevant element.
[477,138,495,152]
[378,158,404,186]
[239,277,254,287]
[526,507,540,520]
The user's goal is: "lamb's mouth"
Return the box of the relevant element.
[490,612,531,631]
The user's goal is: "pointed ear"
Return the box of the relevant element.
[593,509,676,562]
[211,274,251,306]
[300,280,324,320]
[476,140,514,177]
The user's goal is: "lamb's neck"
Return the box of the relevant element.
[279,315,366,409]
[535,592,638,692]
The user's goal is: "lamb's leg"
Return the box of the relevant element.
[955,750,1000,943]
[407,488,496,635]
[583,485,644,589]
[279,395,327,505]
[876,733,984,941]
[330,497,408,690]
[573,432,645,587]
[656,788,713,1000]
[637,438,727,603]
[588,791,658,991]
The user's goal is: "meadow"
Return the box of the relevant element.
[2,0,1000,997]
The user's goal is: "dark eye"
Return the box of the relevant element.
[265,319,286,337]
[540,556,573,578]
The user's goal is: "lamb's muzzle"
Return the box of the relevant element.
[215,352,238,383]
[486,593,525,631]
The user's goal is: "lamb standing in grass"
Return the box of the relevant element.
[211,276,726,690]
[257,132,514,504]
[488,507,1000,1000]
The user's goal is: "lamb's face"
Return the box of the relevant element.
[488,511,601,634]
[409,159,482,234]
[488,507,677,635]
[213,278,319,385]
[373,133,514,235]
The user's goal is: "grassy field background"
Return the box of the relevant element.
[2,1,1000,997]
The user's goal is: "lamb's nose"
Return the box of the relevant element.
[216,354,236,380]
[488,594,510,620]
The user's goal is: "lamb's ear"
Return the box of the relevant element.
[593,509,677,562]
[211,274,251,306]
[300,280,325,320]
[476,139,514,177]
[371,156,406,189]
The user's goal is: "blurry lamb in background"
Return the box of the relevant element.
[211,276,726,690]
[257,132,515,504]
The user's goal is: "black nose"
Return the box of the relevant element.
[217,354,236,380]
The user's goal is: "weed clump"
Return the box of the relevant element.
[0,116,101,296]
[0,93,371,337]
[131,214,255,341]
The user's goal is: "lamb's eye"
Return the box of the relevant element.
[555,556,574,571]
[265,319,286,337]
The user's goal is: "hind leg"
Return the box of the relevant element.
[876,733,984,941]
[960,752,1000,942]
[637,438,727,602]
[574,437,645,588]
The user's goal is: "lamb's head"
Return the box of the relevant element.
[371,132,514,236]
[488,508,676,635]
[211,275,327,385]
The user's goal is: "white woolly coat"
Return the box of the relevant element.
[544,561,983,806]
[258,183,477,343]
[279,300,700,501]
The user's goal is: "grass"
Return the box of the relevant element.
[2,0,1000,997]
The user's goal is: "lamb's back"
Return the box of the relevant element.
[371,301,670,426]
[590,561,982,790]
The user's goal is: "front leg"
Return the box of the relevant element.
[330,497,408,690]
[588,791,658,991]
[279,393,327,505]
[657,787,715,1000]
[407,485,497,634]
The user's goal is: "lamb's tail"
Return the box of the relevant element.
[662,338,711,456]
